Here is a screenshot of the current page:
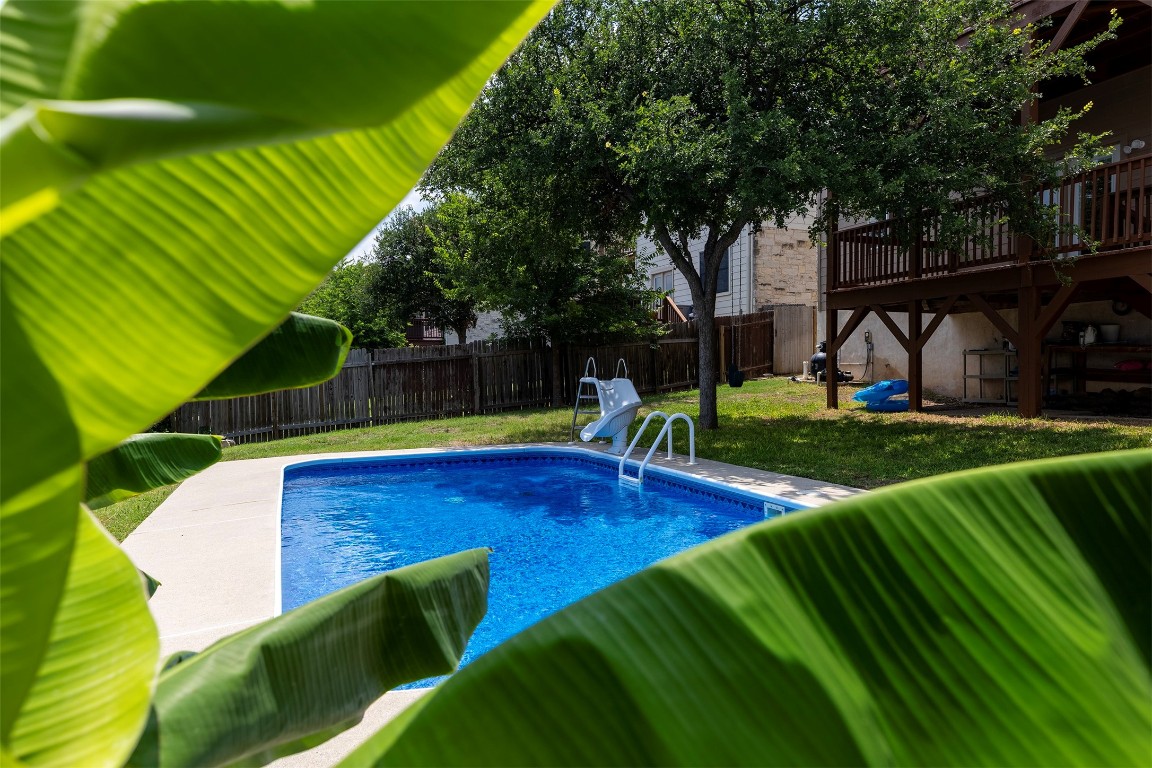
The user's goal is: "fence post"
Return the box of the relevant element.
[271,392,281,440]
[650,343,659,394]
[470,348,481,415]
[368,358,378,426]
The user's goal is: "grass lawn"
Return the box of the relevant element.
[97,377,1151,540]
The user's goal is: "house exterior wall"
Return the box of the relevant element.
[638,225,757,318]
[823,311,1010,398]
[1040,65,1151,161]
[638,214,820,319]
[753,211,820,310]
[443,309,505,346]
[819,301,1150,398]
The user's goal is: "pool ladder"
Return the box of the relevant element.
[569,357,630,444]
[618,411,696,485]
[569,357,599,444]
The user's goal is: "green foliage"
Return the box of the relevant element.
[128,549,489,768]
[298,262,407,350]
[346,450,1152,766]
[86,434,222,509]
[811,0,1119,248]
[0,0,551,763]
[196,313,352,398]
[366,204,480,345]
[427,192,660,344]
[7,510,158,767]
[428,0,1115,428]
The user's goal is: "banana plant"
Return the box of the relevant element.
[0,1,552,765]
[347,450,1152,766]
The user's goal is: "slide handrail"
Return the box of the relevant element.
[618,411,696,483]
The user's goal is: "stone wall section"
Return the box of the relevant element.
[753,226,820,310]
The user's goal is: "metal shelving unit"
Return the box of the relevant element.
[963,349,1018,405]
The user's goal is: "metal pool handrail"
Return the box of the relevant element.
[618,411,696,484]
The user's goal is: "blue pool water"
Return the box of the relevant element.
[281,450,795,685]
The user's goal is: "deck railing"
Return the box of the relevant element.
[829,156,1151,290]
[404,316,444,345]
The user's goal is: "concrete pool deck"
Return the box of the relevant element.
[122,443,862,766]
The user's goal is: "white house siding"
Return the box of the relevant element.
[639,218,819,319]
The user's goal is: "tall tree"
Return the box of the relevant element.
[429,190,659,404]
[431,191,658,346]
[297,260,406,349]
[366,205,480,345]
[427,0,1113,429]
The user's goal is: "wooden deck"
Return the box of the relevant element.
[824,157,1152,417]
[828,157,1150,307]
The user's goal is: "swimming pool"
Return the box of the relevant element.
[280,447,807,685]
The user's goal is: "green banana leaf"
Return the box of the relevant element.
[129,549,490,768]
[195,312,351,400]
[346,450,1152,767]
[0,1,552,228]
[7,509,157,767]
[86,433,222,509]
[0,0,551,762]
[0,292,81,742]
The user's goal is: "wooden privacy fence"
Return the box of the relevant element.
[169,312,775,443]
[562,311,774,400]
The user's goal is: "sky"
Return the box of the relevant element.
[344,186,430,261]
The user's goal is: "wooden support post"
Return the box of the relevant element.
[1017,286,1042,417]
[1048,1,1089,53]
[969,293,1021,349]
[914,295,959,352]
[908,300,923,411]
[826,306,839,409]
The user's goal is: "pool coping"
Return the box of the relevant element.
[122,443,862,766]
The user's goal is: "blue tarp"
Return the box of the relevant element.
[852,379,910,403]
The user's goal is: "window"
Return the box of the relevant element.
[699,249,730,294]
[652,270,675,295]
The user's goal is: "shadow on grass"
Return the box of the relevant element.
[668,413,1147,489]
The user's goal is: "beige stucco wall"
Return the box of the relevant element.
[753,226,820,310]
[826,311,1009,399]
[1040,65,1152,161]
[819,301,1149,399]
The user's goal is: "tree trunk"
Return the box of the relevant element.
[452,323,469,347]
[696,298,719,430]
[649,218,746,432]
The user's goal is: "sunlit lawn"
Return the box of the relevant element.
[98,377,1151,540]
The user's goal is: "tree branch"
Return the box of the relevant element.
[652,220,705,307]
